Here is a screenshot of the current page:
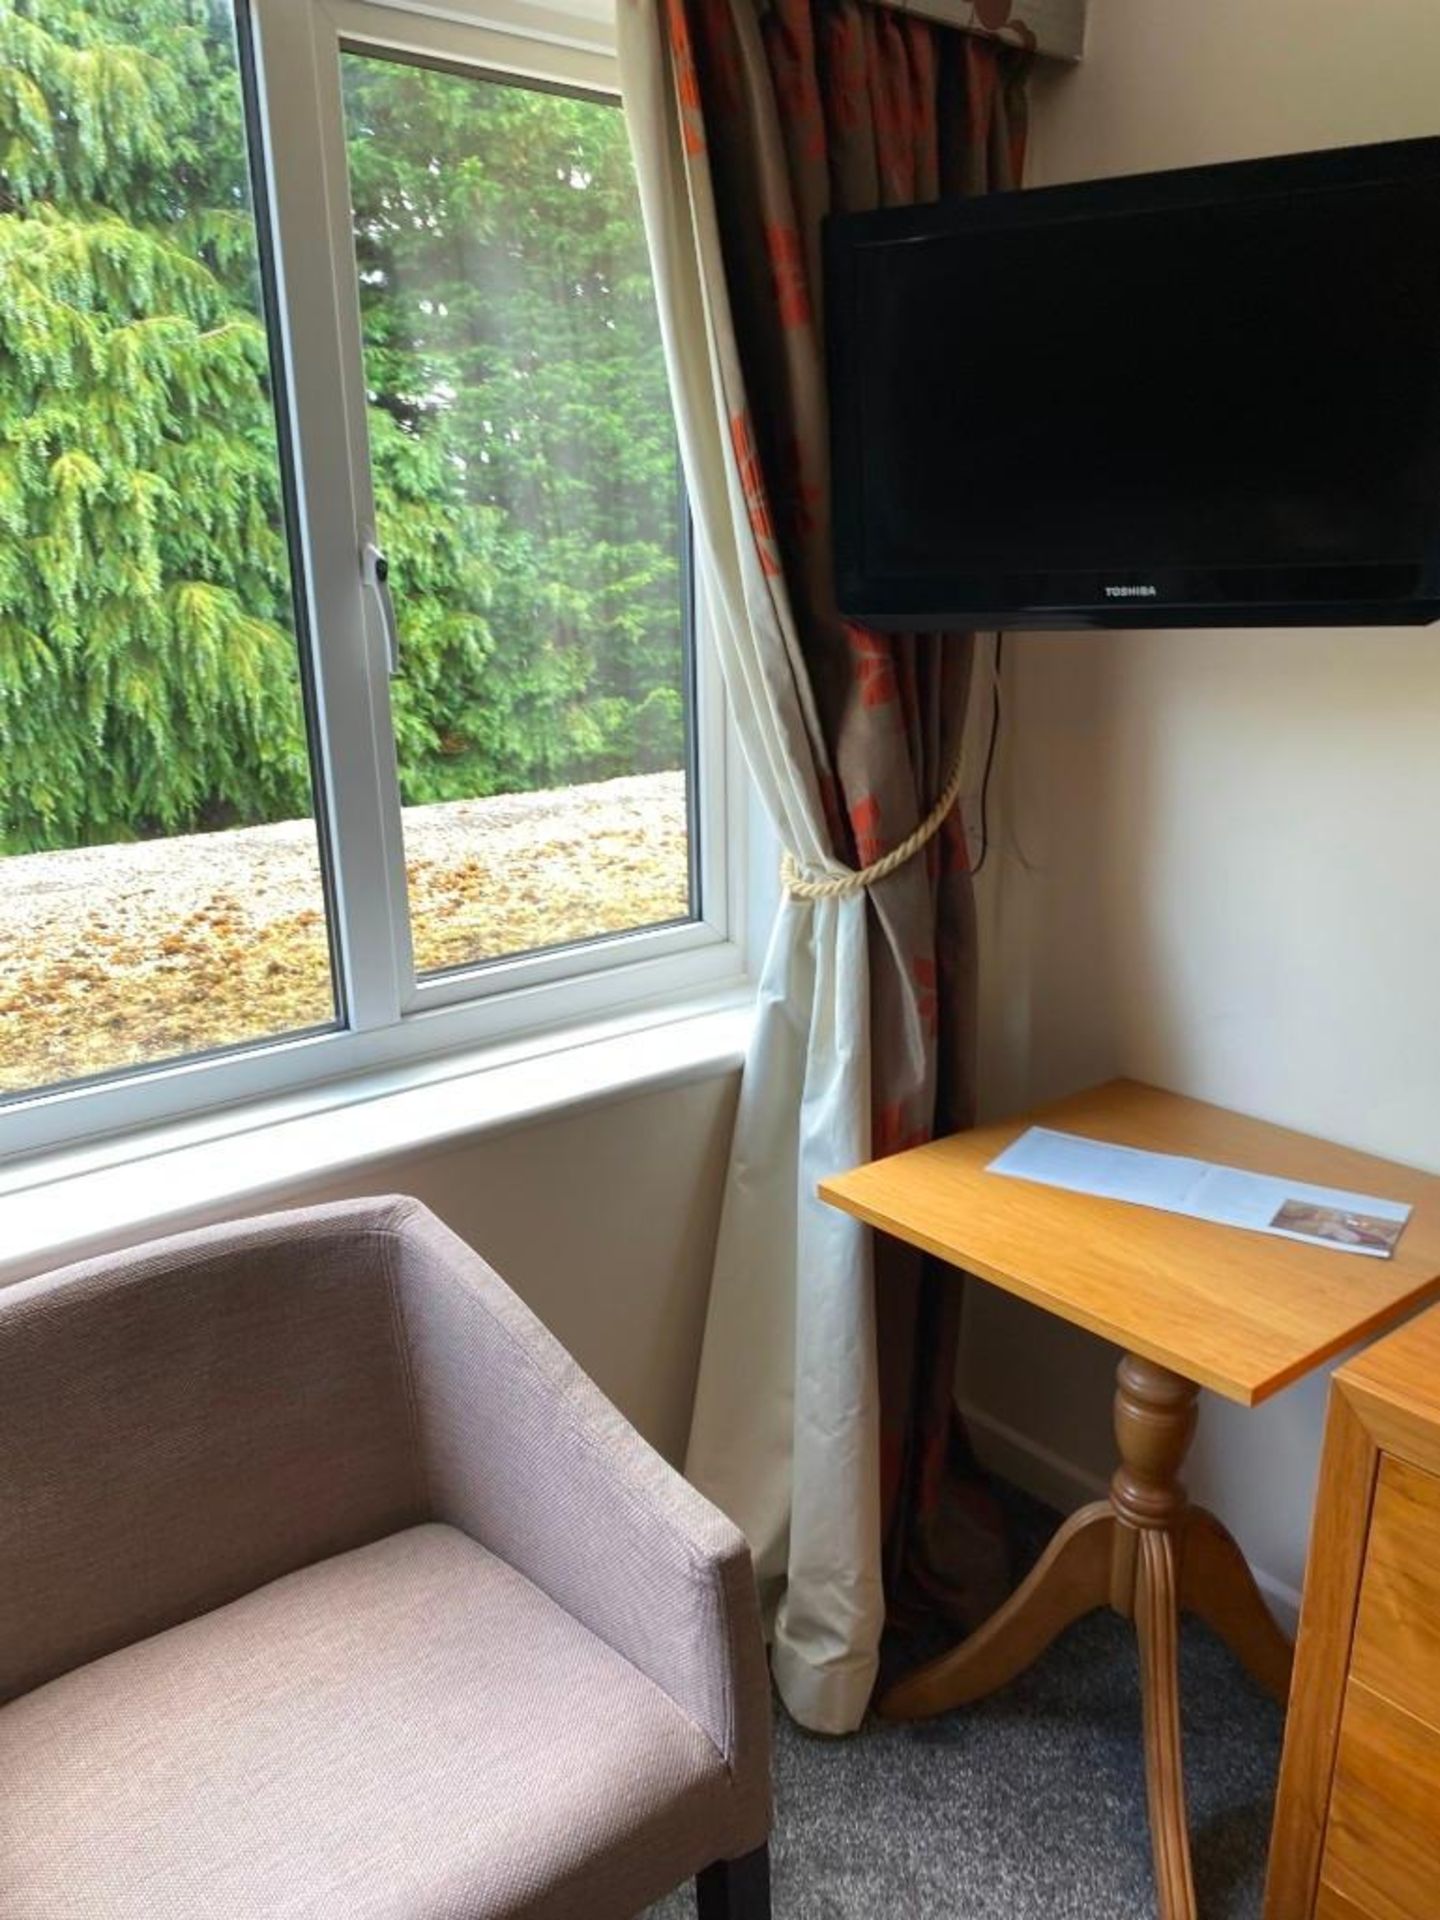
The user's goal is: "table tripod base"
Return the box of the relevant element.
[879,1355,1294,1920]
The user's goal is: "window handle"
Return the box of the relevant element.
[361,538,400,676]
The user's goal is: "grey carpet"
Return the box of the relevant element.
[647,1523,1284,1918]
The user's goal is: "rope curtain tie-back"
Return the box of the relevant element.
[779,745,967,902]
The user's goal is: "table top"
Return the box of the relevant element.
[818,1079,1440,1406]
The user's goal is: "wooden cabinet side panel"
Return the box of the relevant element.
[1264,1383,1380,1920]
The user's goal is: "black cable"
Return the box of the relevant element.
[969,631,1005,878]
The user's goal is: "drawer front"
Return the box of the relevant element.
[1321,1678,1440,1920]
[1351,1454,1440,1714]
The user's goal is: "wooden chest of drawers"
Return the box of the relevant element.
[1266,1306,1440,1920]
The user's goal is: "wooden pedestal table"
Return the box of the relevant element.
[819,1080,1440,1920]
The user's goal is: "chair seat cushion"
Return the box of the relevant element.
[0,1523,734,1920]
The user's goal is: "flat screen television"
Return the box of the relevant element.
[825,137,1440,630]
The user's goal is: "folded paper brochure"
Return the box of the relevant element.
[987,1127,1410,1259]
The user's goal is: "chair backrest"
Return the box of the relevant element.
[0,1196,426,1704]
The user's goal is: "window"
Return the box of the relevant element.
[339,48,694,978]
[0,0,737,1161]
[0,1,338,1094]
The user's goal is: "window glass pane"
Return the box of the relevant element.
[340,52,692,978]
[0,0,337,1098]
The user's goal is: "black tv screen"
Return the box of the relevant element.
[825,138,1440,630]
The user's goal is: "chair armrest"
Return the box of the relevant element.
[387,1200,770,1836]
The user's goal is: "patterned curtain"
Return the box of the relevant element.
[619,0,1028,1731]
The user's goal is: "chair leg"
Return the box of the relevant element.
[695,1844,771,1920]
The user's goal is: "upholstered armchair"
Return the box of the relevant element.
[0,1196,772,1919]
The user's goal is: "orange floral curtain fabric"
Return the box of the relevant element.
[674,0,1029,1635]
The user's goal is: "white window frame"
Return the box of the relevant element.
[0,0,744,1167]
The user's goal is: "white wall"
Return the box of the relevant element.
[962,0,1440,1616]
[16,1071,739,1467]
[303,1071,740,1463]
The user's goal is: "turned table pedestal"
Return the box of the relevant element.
[820,1080,1440,1920]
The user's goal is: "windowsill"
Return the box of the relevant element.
[0,991,754,1288]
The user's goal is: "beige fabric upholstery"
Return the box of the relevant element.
[0,1524,734,1920]
[0,1200,424,1703]
[0,1197,771,1916]
[389,1202,769,1811]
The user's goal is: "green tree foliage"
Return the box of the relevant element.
[0,1,683,854]
[345,56,685,804]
